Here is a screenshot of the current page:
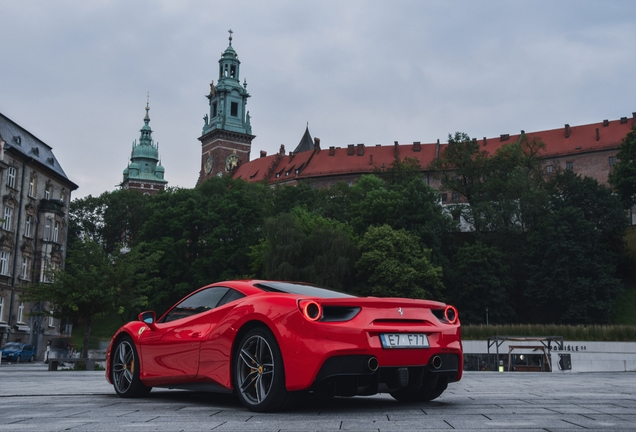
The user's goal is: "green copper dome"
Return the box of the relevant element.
[121,102,168,185]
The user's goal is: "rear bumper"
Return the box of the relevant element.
[310,353,461,396]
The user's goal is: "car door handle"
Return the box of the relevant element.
[190,332,201,338]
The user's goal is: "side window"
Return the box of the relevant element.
[162,287,230,323]
[217,288,245,307]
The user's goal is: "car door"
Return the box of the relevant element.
[139,287,230,384]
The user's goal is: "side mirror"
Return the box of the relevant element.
[138,311,157,330]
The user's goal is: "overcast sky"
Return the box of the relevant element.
[1,0,635,199]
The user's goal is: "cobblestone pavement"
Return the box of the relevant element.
[1,362,635,431]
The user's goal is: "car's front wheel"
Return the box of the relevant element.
[234,327,296,412]
[111,335,151,398]
[16,355,21,363]
[29,354,34,362]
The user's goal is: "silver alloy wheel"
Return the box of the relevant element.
[237,334,275,405]
[112,340,135,394]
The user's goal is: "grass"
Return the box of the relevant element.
[462,324,636,341]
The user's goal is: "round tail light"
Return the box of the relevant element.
[299,300,322,322]
[444,305,458,324]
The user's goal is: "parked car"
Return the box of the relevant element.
[1,342,35,362]
[106,280,463,412]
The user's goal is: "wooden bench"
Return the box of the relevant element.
[48,357,106,371]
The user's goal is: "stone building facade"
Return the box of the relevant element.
[0,112,78,358]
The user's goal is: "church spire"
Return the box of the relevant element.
[120,97,168,194]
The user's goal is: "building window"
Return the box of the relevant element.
[2,207,12,231]
[7,167,16,189]
[60,190,67,203]
[53,222,59,243]
[565,162,573,170]
[545,165,554,173]
[0,251,9,275]
[49,311,54,328]
[452,193,459,202]
[609,156,617,166]
[44,185,51,199]
[28,177,36,197]
[44,219,52,241]
[17,302,24,324]
[441,193,448,203]
[21,257,29,280]
[230,102,238,117]
[0,296,4,322]
[25,215,32,238]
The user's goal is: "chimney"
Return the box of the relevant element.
[565,124,570,138]
[633,112,636,125]
[435,139,440,159]
[288,151,295,161]
[483,137,487,147]
[347,144,355,156]
[413,141,421,152]
[357,143,365,156]
[329,146,335,156]
[620,117,628,124]
[394,141,399,159]
[279,144,285,155]
[260,150,267,158]
[314,137,321,152]
[603,119,609,127]
[500,134,509,142]
[596,128,600,141]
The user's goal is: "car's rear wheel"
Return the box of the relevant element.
[16,355,21,363]
[111,335,151,398]
[234,327,296,412]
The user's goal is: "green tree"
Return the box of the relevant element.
[253,208,358,291]
[356,225,443,299]
[137,177,271,312]
[525,171,628,324]
[609,125,636,208]
[445,241,516,324]
[349,174,456,265]
[21,238,159,358]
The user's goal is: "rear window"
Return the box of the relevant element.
[254,282,356,299]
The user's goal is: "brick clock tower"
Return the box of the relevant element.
[198,30,254,185]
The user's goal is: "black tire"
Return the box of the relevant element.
[391,375,448,402]
[233,327,296,412]
[29,355,34,362]
[111,335,151,398]
[16,355,21,363]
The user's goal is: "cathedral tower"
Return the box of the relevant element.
[198,30,254,184]
[121,99,168,194]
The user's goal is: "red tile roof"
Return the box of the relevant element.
[235,115,635,184]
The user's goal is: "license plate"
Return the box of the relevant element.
[380,333,429,348]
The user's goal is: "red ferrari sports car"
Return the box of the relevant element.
[106,280,462,412]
